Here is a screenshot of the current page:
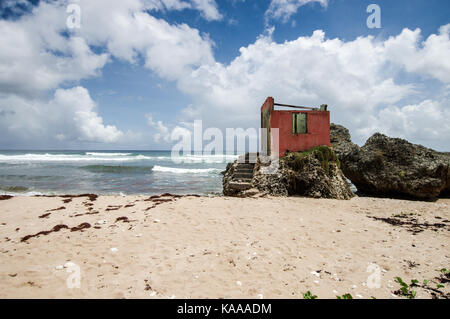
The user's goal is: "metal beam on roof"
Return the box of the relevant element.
[274,102,328,111]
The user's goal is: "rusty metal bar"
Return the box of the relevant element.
[274,102,317,110]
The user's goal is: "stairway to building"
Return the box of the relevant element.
[227,153,257,192]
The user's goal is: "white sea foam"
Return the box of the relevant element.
[0,153,152,162]
[152,165,220,174]
[85,152,133,156]
[156,154,240,163]
[0,190,46,197]
[0,153,239,163]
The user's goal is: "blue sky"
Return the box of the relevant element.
[84,0,449,135]
[0,0,449,150]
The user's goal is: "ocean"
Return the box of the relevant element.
[0,151,239,196]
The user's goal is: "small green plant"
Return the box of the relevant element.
[393,270,450,299]
[395,277,417,299]
[302,291,317,299]
[336,293,353,299]
[284,146,339,175]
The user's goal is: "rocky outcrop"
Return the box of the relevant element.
[252,158,288,196]
[330,123,359,160]
[223,147,354,199]
[330,124,450,200]
[277,147,354,199]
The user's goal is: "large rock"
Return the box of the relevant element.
[222,162,241,196]
[252,159,289,196]
[330,123,360,160]
[251,146,354,199]
[330,124,450,200]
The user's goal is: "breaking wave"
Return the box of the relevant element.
[80,165,153,174]
[151,165,220,174]
[0,153,240,164]
[155,154,239,163]
[85,152,133,156]
[0,153,152,162]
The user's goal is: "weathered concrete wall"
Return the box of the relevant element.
[270,109,330,157]
[260,97,330,157]
[260,97,273,156]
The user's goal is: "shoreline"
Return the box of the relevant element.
[2,191,449,205]
[0,191,217,199]
[0,194,449,299]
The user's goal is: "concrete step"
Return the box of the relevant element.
[236,163,255,169]
[238,154,258,164]
[232,177,253,183]
[235,168,254,174]
[236,167,253,170]
[228,181,253,191]
[234,172,253,179]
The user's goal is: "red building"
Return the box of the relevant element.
[261,97,330,157]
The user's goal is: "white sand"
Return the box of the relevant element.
[0,195,448,299]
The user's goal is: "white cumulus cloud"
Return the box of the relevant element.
[0,0,216,147]
[173,26,450,149]
[265,0,328,23]
[0,86,123,146]
[0,3,108,96]
[384,25,450,83]
[145,0,222,20]
[53,87,123,143]
[1,0,449,151]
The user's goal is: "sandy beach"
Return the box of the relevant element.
[0,194,448,299]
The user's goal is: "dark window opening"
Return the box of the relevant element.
[292,113,307,134]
